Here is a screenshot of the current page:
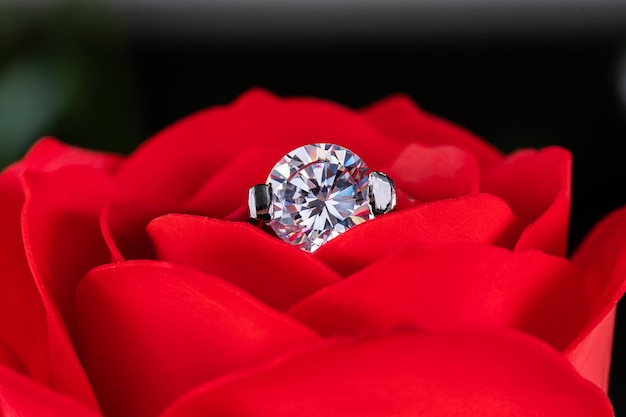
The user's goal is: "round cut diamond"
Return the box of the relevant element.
[268,143,373,252]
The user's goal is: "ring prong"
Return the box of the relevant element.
[248,184,273,222]
[369,171,396,216]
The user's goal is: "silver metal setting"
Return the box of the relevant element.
[248,184,273,221]
[368,171,397,215]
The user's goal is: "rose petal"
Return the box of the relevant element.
[223,202,252,222]
[22,166,115,330]
[116,89,403,206]
[183,145,284,219]
[0,170,99,410]
[0,339,26,374]
[290,245,588,351]
[160,328,613,417]
[148,214,342,311]
[100,200,177,261]
[0,365,100,417]
[387,143,480,201]
[314,194,525,276]
[74,260,321,417]
[13,137,123,174]
[0,172,47,379]
[481,147,572,256]
[361,94,504,173]
[566,308,616,393]
[565,205,626,391]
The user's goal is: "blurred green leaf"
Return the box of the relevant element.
[0,0,142,168]
[0,56,69,166]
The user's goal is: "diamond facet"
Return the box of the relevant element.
[267,143,373,252]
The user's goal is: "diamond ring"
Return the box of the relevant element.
[248,143,396,253]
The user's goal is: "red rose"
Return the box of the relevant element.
[0,89,623,416]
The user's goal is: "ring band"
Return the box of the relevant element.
[249,143,396,253]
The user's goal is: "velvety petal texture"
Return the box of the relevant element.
[482,147,572,257]
[21,166,115,331]
[315,194,524,276]
[100,200,174,261]
[387,143,480,202]
[290,246,588,351]
[0,364,100,417]
[566,205,626,391]
[0,90,622,417]
[115,89,403,207]
[361,94,504,173]
[0,139,114,411]
[160,329,613,417]
[182,145,283,219]
[18,137,123,175]
[148,214,342,310]
[0,340,26,374]
[0,172,50,381]
[75,261,320,417]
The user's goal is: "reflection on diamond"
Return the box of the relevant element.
[268,143,372,252]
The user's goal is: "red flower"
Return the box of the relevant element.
[0,89,622,416]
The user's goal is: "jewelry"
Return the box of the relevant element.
[248,143,396,253]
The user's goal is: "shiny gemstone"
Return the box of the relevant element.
[267,143,373,252]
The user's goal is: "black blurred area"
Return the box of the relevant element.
[2,0,626,414]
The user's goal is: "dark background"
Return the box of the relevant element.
[1,0,626,414]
